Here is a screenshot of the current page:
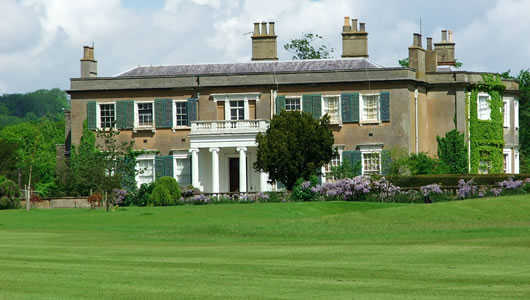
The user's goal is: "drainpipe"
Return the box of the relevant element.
[270,89,277,119]
[467,93,471,173]
[415,89,419,153]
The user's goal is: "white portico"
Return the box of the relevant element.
[189,119,272,193]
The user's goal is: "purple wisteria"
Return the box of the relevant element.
[420,184,443,197]
[457,179,478,199]
[498,178,524,190]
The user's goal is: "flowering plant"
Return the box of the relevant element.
[498,178,523,190]
[420,184,443,197]
[457,179,478,199]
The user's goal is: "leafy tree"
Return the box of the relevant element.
[283,33,334,60]
[398,58,409,68]
[437,129,468,174]
[254,111,334,190]
[0,89,68,127]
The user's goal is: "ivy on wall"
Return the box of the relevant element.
[467,74,505,174]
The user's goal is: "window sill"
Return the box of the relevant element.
[133,127,155,133]
[360,120,381,125]
[172,126,191,131]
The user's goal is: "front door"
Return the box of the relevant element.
[229,158,239,192]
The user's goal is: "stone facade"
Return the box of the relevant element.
[66,17,520,193]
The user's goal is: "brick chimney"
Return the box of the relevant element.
[251,22,278,61]
[434,30,456,66]
[80,45,97,78]
[425,37,438,73]
[408,33,426,80]
[341,16,369,58]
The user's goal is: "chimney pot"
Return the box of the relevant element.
[359,22,366,32]
[268,22,275,36]
[343,16,352,32]
[253,22,260,36]
[261,22,268,35]
[352,19,358,32]
[441,30,448,42]
[413,33,422,48]
[448,30,454,42]
[427,37,433,50]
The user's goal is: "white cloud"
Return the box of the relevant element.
[0,0,529,93]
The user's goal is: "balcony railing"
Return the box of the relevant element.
[190,120,269,135]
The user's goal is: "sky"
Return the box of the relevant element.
[1,0,530,94]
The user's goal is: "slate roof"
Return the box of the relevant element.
[117,58,382,77]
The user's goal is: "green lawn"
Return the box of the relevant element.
[1,195,529,299]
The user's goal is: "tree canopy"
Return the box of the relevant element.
[254,111,334,190]
[283,33,334,60]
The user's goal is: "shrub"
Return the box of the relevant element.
[149,177,181,206]
[0,176,20,210]
[387,174,530,188]
[87,192,102,208]
[291,175,319,202]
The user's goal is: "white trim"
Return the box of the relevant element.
[172,99,190,129]
[134,100,155,130]
[477,93,491,121]
[284,96,302,112]
[503,148,512,174]
[358,144,383,175]
[322,95,342,124]
[95,102,116,130]
[503,98,510,128]
[172,150,191,186]
[135,153,156,188]
[359,93,381,124]
[211,93,261,102]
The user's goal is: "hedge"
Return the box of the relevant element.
[386,174,530,188]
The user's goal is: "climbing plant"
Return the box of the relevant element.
[467,74,505,174]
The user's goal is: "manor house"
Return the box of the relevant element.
[65,17,520,193]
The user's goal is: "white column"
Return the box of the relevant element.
[209,147,220,193]
[260,172,269,192]
[189,148,199,189]
[237,147,247,193]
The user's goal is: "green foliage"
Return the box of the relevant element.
[398,58,409,68]
[386,173,529,187]
[468,74,505,174]
[149,177,181,206]
[388,150,447,176]
[329,159,361,179]
[455,59,463,69]
[291,175,319,202]
[0,176,20,209]
[283,33,334,60]
[518,69,530,173]
[254,111,334,190]
[0,89,68,128]
[437,129,468,174]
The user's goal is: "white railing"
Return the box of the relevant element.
[191,120,269,134]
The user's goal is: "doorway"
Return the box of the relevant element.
[229,157,239,192]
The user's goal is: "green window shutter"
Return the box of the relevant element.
[155,98,173,129]
[187,98,197,126]
[341,93,353,123]
[86,101,96,130]
[116,100,134,129]
[312,95,322,119]
[155,156,174,179]
[380,91,390,122]
[275,96,286,115]
[342,150,362,176]
[352,92,360,123]
[381,150,392,175]
[302,94,313,115]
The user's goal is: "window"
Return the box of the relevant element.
[136,158,155,187]
[478,160,490,174]
[99,103,115,129]
[503,100,510,128]
[514,149,520,174]
[175,101,188,127]
[285,97,301,111]
[323,96,340,124]
[514,99,519,129]
[478,94,491,120]
[361,94,380,122]
[324,153,341,180]
[230,100,244,120]
[362,152,381,175]
[175,157,191,186]
[137,102,154,127]
[503,149,512,174]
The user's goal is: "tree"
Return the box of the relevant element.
[283,33,334,60]
[437,129,468,174]
[254,111,334,190]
